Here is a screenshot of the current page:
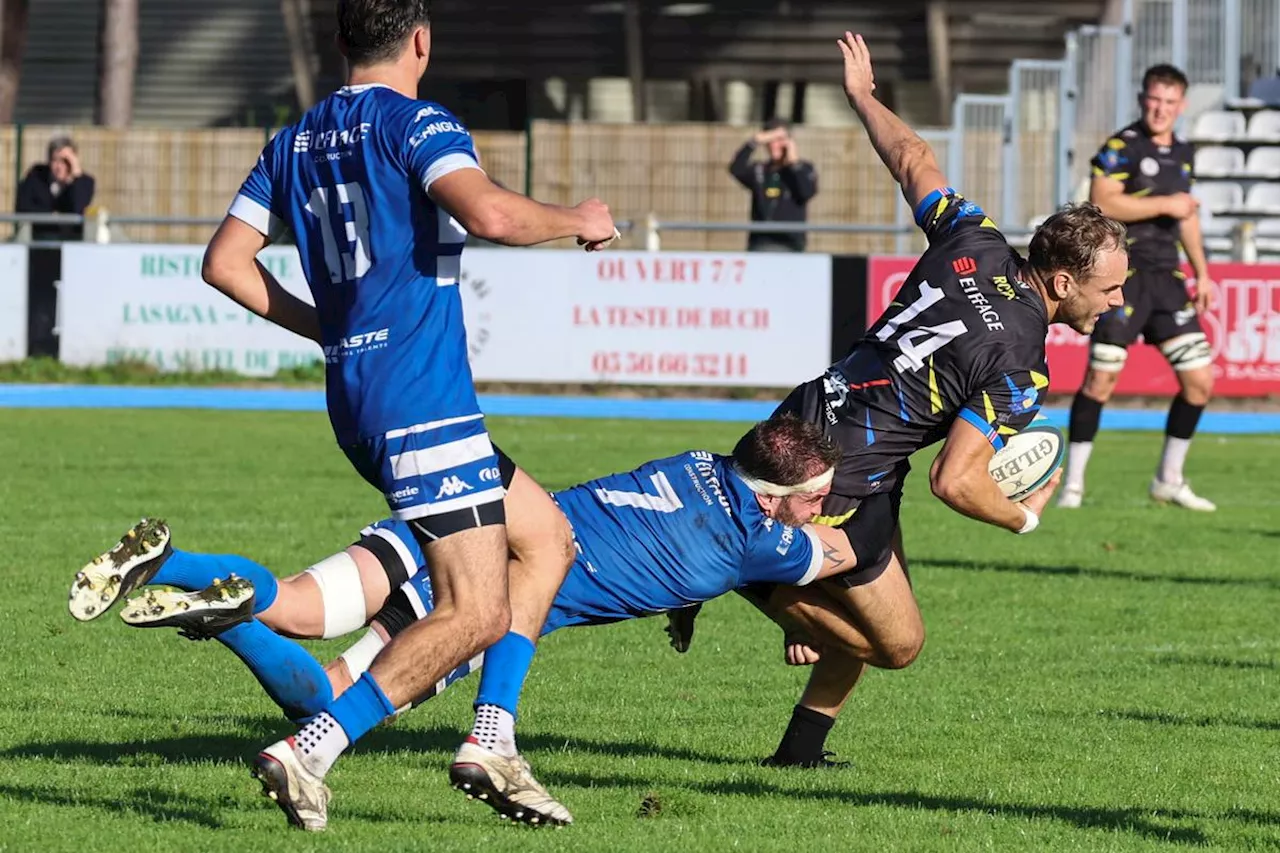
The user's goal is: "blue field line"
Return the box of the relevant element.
[1,384,1278,433]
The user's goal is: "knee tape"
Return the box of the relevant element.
[338,627,386,681]
[1160,333,1212,371]
[1089,342,1129,373]
[305,551,367,639]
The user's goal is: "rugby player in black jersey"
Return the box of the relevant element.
[1059,64,1218,512]
[667,32,1130,767]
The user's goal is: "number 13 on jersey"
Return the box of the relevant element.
[306,181,372,284]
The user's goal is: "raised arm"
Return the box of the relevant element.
[837,32,948,212]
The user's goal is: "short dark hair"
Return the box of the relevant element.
[336,0,430,66]
[1028,202,1128,283]
[47,136,75,160]
[732,414,840,488]
[763,116,791,133]
[1141,64,1189,94]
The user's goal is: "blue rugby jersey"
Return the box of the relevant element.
[230,84,482,445]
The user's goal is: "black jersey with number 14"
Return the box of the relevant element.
[814,189,1051,500]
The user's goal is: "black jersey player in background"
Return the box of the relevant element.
[1059,64,1218,512]
[669,32,1130,767]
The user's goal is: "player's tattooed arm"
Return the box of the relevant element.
[808,524,858,580]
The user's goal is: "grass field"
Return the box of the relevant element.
[1,408,1278,852]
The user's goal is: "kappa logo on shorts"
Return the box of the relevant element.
[435,476,473,499]
[952,257,977,275]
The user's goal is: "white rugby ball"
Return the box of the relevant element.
[988,424,1065,502]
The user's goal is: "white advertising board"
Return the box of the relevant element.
[58,245,833,386]
[0,246,28,360]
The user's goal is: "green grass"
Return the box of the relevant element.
[0,409,1278,852]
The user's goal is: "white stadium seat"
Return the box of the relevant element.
[1248,110,1280,141]
[1245,146,1280,178]
[1192,180,1244,213]
[1244,181,1280,212]
[1194,145,1244,177]
[1192,110,1246,141]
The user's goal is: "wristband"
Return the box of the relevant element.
[1015,505,1040,535]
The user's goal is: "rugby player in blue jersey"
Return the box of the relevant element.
[69,416,867,829]
[64,0,617,830]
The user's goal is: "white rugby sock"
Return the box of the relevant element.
[292,711,350,778]
[1158,436,1193,485]
[470,704,517,758]
[1064,441,1094,492]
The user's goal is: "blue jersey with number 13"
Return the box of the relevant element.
[229,83,483,445]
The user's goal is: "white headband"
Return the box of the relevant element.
[734,464,834,497]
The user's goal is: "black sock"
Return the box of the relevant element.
[1165,394,1205,440]
[1068,392,1104,444]
[772,705,835,761]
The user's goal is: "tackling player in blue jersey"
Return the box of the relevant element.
[188,0,618,830]
[68,417,866,830]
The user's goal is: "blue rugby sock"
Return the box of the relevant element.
[153,549,279,613]
[216,619,332,722]
[475,632,536,718]
[328,671,396,743]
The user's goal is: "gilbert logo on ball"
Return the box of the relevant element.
[988,425,1065,502]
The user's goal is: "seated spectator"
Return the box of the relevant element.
[16,136,96,241]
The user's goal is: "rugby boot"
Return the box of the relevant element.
[760,750,851,769]
[450,740,573,826]
[69,518,172,621]
[1149,478,1216,511]
[119,575,255,639]
[664,602,703,653]
[252,738,331,831]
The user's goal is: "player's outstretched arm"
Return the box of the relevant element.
[429,169,617,250]
[203,216,321,343]
[930,418,1055,533]
[837,31,948,212]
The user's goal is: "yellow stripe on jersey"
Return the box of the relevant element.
[1109,172,1130,181]
[928,356,942,414]
[1030,370,1049,390]
[980,217,998,229]
[1107,138,1126,150]
[997,424,1020,436]
[982,391,997,425]
[934,195,948,223]
[814,507,857,527]
[1131,187,1153,197]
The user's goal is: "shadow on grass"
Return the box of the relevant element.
[918,556,1280,591]
[1149,653,1279,672]
[0,722,747,769]
[540,769,1213,845]
[1099,708,1280,732]
[0,783,227,828]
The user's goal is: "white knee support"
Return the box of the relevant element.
[1160,333,1212,371]
[304,551,367,639]
[1089,342,1129,373]
[338,627,385,680]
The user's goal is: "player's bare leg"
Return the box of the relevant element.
[1061,365,1120,508]
[1150,361,1216,510]
[253,523,509,831]
[751,531,917,766]
[452,469,576,826]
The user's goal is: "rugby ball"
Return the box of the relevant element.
[988,424,1065,502]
